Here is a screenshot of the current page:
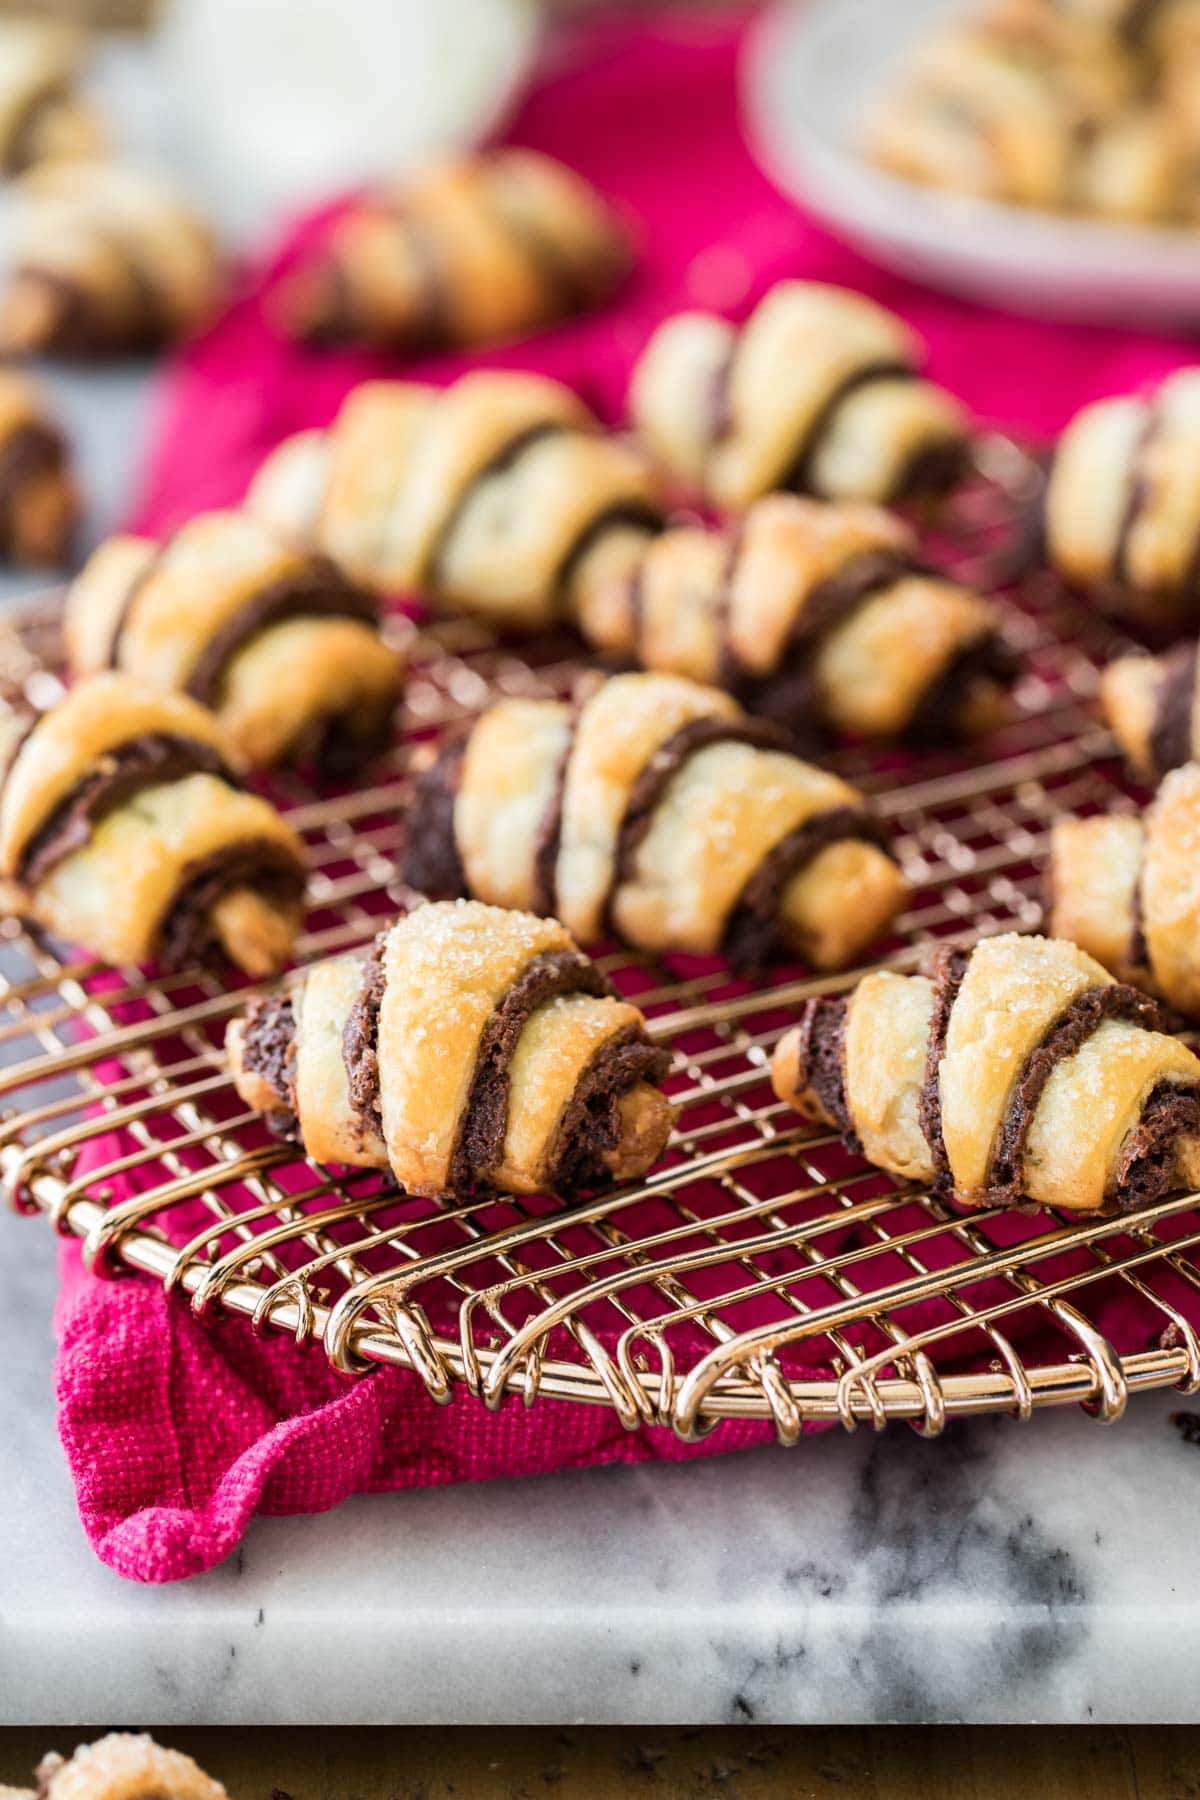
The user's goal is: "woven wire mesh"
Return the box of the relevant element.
[4,435,1200,1442]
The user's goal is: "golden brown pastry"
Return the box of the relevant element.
[0,673,306,974]
[1100,634,1200,780]
[405,671,907,969]
[246,371,662,631]
[629,281,970,514]
[65,509,403,772]
[866,6,1190,221]
[1047,762,1200,1015]
[228,898,674,1198]
[771,931,1200,1215]
[273,148,630,350]
[0,370,78,565]
[1047,369,1200,632]
[26,1735,227,1800]
[0,161,223,358]
[569,493,1014,742]
[0,17,104,176]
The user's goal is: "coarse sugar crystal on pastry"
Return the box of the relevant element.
[64,508,403,774]
[404,670,907,971]
[0,673,307,975]
[629,280,970,513]
[771,931,1200,1215]
[273,147,631,351]
[227,898,675,1199]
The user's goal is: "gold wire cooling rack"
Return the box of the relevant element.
[5,437,1200,1445]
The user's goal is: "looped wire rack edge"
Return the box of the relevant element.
[5,435,1200,1445]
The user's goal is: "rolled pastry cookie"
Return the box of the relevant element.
[567,493,1014,742]
[0,673,306,974]
[227,899,675,1198]
[0,370,78,565]
[1047,762,1200,1016]
[1100,636,1200,782]
[274,148,630,350]
[0,160,223,358]
[629,280,969,513]
[246,370,663,630]
[1046,370,1200,631]
[771,931,1200,1214]
[65,508,403,773]
[404,670,907,970]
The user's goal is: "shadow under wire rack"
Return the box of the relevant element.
[4,434,1200,1444]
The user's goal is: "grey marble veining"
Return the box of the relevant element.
[3,1202,1200,1726]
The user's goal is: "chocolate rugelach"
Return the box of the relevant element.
[403,671,907,974]
[1047,763,1200,1022]
[1046,370,1200,635]
[0,673,307,977]
[272,148,631,352]
[0,373,78,566]
[244,370,666,639]
[227,901,675,1201]
[630,280,970,514]
[565,495,1014,748]
[64,509,404,777]
[772,933,1200,1216]
[1100,638,1200,786]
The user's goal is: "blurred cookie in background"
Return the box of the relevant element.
[0,159,224,358]
[0,369,78,566]
[0,16,105,177]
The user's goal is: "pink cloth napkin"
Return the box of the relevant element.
[54,4,1200,1583]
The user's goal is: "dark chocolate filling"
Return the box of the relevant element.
[448,947,614,1189]
[779,360,914,497]
[783,994,858,1149]
[722,804,894,973]
[1113,405,1160,593]
[556,500,664,620]
[0,420,70,560]
[17,732,239,884]
[404,738,468,898]
[343,934,387,1141]
[424,421,570,591]
[903,630,1018,745]
[918,944,971,1190]
[887,433,969,505]
[987,983,1167,1206]
[1116,1080,1200,1210]
[531,724,576,920]
[544,1029,672,1194]
[612,715,790,889]
[157,839,305,972]
[182,562,380,707]
[1149,642,1198,778]
[239,992,298,1133]
[1129,862,1149,971]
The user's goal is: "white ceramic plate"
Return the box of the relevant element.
[742,0,1200,329]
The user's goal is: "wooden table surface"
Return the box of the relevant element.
[0,1726,1197,1799]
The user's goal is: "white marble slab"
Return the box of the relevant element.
[3,1203,1200,1726]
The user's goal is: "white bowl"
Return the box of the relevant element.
[742,0,1200,329]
